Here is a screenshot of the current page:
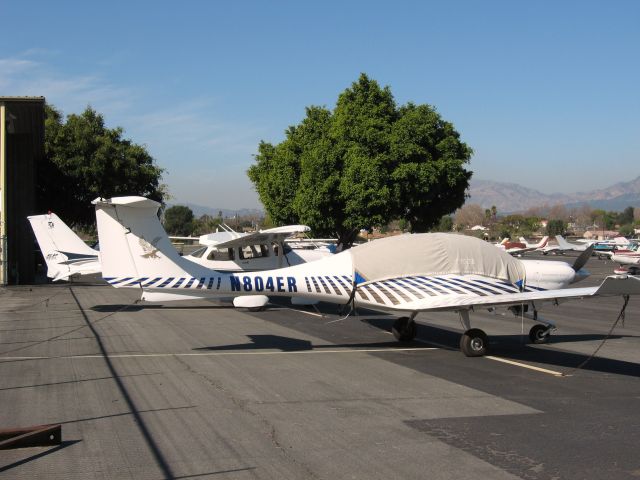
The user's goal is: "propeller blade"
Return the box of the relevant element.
[573,245,595,272]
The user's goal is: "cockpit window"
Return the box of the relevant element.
[273,242,291,256]
[239,244,270,259]
[190,247,207,258]
[207,248,234,261]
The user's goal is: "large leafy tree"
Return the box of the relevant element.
[248,74,472,247]
[40,104,166,229]
[163,205,194,236]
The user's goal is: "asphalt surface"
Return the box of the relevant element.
[0,252,639,479]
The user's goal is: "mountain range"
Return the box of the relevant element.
[468,176,640,213]
[173,176,640,218]
[168,202,264,219]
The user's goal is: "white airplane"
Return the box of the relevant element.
[185,224,331,273]
[496,236,548,256]
[611,243,640,275]
[556,235,592,252]
[27,213,101,281]
[537,235,593,255]
[513,236,549,254]
[94,196,640,357]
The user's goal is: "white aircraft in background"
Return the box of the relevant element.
[27,213,101,281]
[496,236,549,256]
[610,243,640,275]
[93,196,640,357]
[538,235,594,255]
[556,235,593,252]
[185,224,331,272]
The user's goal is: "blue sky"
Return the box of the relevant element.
[1,0,638,209]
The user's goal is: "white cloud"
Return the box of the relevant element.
[0,51,264,208]
[0,53,133,117]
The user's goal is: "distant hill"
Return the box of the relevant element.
[168,202,264,219]
[468,176,640,213]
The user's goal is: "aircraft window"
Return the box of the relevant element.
[207,248,233,261]
[239,245,269,260]
[190,247,207,258]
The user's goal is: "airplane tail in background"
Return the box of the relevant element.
[535,236,549,249]
[93,196,209,284]
[555,235,572,249]
[27,213,101,281]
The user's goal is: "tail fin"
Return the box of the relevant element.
[93,196,208,283]
[556,235,572,249]
[535,236,549,248]
[27,213,100,281]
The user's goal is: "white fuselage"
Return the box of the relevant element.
[521,259,577,290]
[611,244,640,266]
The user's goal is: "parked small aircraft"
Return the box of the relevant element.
[611,243,640,275]
[497,236,548,256]
[185,225,331,272]
[27,213,100,281]
[94,196,640,357]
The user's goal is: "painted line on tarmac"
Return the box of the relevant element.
[485,356,564,377]
[285,308,324,317]
[404,331,564,377]
[0,346,438,361]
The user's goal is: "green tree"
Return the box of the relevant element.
[40,104,165,229]
[618,224,634,237]
[547,219,566,236]
[248,74,472,248]
[619,206,635,225]
[192,214,223,235]
[433,215,453,232]
[163,205,194,236]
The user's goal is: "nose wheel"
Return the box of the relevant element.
[529,324,552,344]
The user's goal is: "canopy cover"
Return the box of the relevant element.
[350,233,526,286]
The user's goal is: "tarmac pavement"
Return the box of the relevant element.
[0,252,639,479]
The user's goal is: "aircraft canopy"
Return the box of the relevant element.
[350,233,526,285]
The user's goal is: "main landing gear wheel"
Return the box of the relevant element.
[392,317,417,342]
[460,328,489,357]
[529,324,551,344]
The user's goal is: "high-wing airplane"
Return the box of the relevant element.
[186,225,331,272]
[497,236,549,256]
[94,196,640,357]
[27,213,101,281]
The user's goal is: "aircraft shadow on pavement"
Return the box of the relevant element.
[193,334,416,352]
[0,440,81,474]
[361,317,640,378]
[91,304,231,313]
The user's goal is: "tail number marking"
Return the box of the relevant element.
[230,276,297,293]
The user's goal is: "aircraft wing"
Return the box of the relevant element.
[214,225,311,249]
[370,275,640,313]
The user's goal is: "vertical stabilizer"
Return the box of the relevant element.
[93,197,209,282]
[27,213,100,281]
[555,235,572,249]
